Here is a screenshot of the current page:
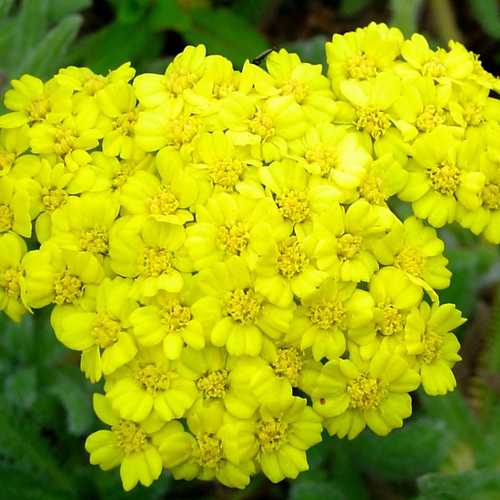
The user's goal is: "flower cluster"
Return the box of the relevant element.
[2,21,495,490]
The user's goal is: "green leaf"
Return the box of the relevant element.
[439,248,479,320]
[149,0,191,32]
[46,0,91,23]
[340,0,370,17]
[347,417,453,480]
[289,480,344,500]
[419,389,481,446]
[4,366,37,409]
[390,0,424,37]
[0,0,15,23]
[418,469,500,500]
[0,464,71,500]
[47,366,95,436]
[183,8,268,68]
[14,0,49,60]
[19,14,83,79]
[107,0,153,24]
[0,312,35,363]
[469,0,500,39]
[232,0,271,23]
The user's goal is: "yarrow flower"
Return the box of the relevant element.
[4,22,495,490]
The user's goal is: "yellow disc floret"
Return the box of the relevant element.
[272,347,304,387]
[197,370,228,399]
[138,247,175,277]
[348,375,387,410]
[277,237,308,278]
[113,421,149,454]
[275,189,310,223]
[53,271,84,305]
[258,420,289,453]
[223,288,262,324]
[190,433,225,469]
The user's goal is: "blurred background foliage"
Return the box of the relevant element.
[0,0,500,499]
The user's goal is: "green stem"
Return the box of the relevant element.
[428,0,464,43]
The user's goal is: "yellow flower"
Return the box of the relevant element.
[294,122,372,203]
[85,393,166,491]
[405,301,464,395]
[250,395,323,483]
[120,148,197,226]
[220,92,307,162]
[130,277,204,360]
[185,193,287,271]
[96,81,145,160]
[193,256,295,356]
[288,279,374,361]
[29,112,102,172]
[0,125,40,179]
[134,45,207,108]
[374,216,451,298]
[313,350,420,438]
[399,126,485,227]
[398,33,474,82]
[0,232,29,322]
[109,218,189,299]
[259,158,340,239]
[0,175,33,238]
[392,75,451,141]
[49,194,119,275]
[0,76,72,128]
[159,402,255,488]
[327,22,404,94]
[105,344,197,422]
[177,346,262,419]
[51,276,137,382]
[255,234,327,308]
[266,48,338,123]
[189,130,263,198]
[314,200,384,282]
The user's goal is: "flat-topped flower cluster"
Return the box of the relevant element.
[3,21,497,490]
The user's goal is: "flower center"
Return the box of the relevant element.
[28,95,50,122]
[249,110,275,140]
[216,220,250,255]
[135,364,171,394]
[483,183,500,210]
[421,330,443,364]
[376,302,404,336]
[428,161,461,195]
[359,174,387,205]
[138,247,176,277]
[348,375,387,411]
[91,313,122,348]
[149,189,179,216]
[0,266,23,298]
[113,421,148,454]
[305,143,338,176]
[463,102,483,126]
[275,189,310,223]
[356,107,392,140]
[279,78,309,103]
[169,115,200,148]
[161,298,191,331]
[308,300,347,330]
[190,433,225,469]
[78,226,108,255]
[0,150,16,175]
[0,205,13,232]
[257,420,289,453]
[223,288,262,324]
[115,110,138,135]
[208,158,245,191]
[395,243,427,278]
[277,237,308,278]
[213,81,235,99]
[53,271,84,305]
[346,54,378,79]
[197,370,228,399]
[422,58,447,78]
[167,69,198,96]
[272,347,304,387]
[54,129,75,158]
[83,74,107,95]
[112,165,135,190]
[337,233,363,260]
[42,187,68,213]
[416,105,445,133]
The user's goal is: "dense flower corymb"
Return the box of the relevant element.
[1,20,490,490]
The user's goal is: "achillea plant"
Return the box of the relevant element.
[2,21,499,490]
